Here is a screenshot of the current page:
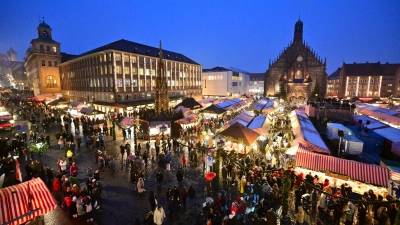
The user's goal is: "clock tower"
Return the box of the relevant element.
[24,18,62,96]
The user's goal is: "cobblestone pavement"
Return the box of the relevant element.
[5,119,211,225]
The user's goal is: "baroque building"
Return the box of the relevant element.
[264,19,328,101]
[24,19,61,95]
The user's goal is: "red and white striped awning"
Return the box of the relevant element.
[0,178,56,225]
[296,144,390,187]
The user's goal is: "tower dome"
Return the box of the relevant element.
[37,21,51,30]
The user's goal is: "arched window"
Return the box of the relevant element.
[45,75,57,88]
[295,70,302,79]
[43,31,48,38]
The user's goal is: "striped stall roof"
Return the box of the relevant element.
[296,144,390,187]
[0,178,56,225]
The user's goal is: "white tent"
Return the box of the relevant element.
[326,123,351,140]
[343,134,364,155]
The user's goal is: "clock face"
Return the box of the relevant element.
[297,56,303,62]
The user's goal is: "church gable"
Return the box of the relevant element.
[264,19,327,99]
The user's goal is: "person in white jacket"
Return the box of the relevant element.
[153,205,166,225]
[59,159,67,174]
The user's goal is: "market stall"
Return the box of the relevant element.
[247,114,269,136]
[0,178,56,225]
[218,121,260,154]
[296,144,390,187]
[326,123,352,140]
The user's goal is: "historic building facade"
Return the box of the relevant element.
[326,68,341,98]
[59,39,202,113]
[264,19,328,101]
[24,19,61,95]
[338,62,400,98]
[249,73,265,96]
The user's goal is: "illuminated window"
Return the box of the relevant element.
[115,54,121,61]
[116,66,122,74]
[45,75,57,88]
[124,66,130,74]
[117,79,123,87]
[388,84,393,86]
[132,79,137,87]
[53,47,56,52]
[125,79,131,87]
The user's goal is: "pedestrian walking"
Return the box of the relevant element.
[153,205,166,225]
[188,185,196,205]
[156,171,163,187]
[149,191,157,211]
[137,177,145,199]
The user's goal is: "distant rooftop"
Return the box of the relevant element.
[343,62,400,76]
[328,68,341,80]
[67,39,199,65]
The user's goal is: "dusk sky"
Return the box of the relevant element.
[1,1,399,75]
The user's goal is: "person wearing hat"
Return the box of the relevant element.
[154,205,166,225]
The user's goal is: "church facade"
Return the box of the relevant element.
[264,19,328,101]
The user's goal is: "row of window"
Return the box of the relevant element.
[115,78,199,88]
[41,60,58,67]
[39,45,57,53]
[348,78,379,83]
[347,85,379,90]
[62,89,201,102]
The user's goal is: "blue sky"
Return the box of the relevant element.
[1,0,399,74]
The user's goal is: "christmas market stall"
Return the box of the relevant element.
[295,143,390,198]
[218,121,260,155]
[247,114,269,136]
[200,104,227,118]
[0,178,56,225]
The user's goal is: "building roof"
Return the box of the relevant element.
[328,68,341,80]
[249,73,265,81]
[203,66,230,72]
[343,62,400,77]
[61,52,78,63]
[31,37,59,44]
[74,39,199,65]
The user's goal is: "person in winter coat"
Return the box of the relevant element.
[296,206,305,225]
[137,177,145,199]
[70,162,78,177]
[149,191,157,211]
[52,177,61,192]
[59,158,67,174]
[70,196,78,218]
[344,201,356,225]
[156,171,163,186]
[180,187,188,208]
[188,185,196,205]
[182,154,187,168]
[253,182,261,203]
[176,170,184,184]
[240,176,246,195]
[154,205,166,225]
[76,198,86,218]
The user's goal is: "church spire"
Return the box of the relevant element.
[294,18,303,43]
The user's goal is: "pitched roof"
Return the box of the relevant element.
[328,68,341,80]
[31,37,59,44]
[343,62,400,77]
[249,73,265,80]
[75,39,199,65]
[203,66,230,72]
[61,52,78,63]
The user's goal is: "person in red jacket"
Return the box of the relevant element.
[70,162,78,177]
[182,154,187,169]
[52,178,61,192]
[230,202,238,215]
